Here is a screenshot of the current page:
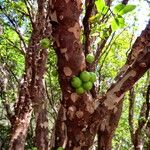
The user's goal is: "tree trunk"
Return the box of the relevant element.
[34,48,49,150]
[8,1,50,148]
[8,32,37,149]
[50,0,150,149]
[97,100,123,150]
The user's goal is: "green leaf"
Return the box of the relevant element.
[101,6,109,14]
[113,4,126,14]
[89,13,101,22]
[95,0,106,13]
[111,18,119,31]
[117,16,125,28]
[111,16,125,31]
[119,5,136,15]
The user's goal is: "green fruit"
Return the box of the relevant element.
[79,71,90,82]
[71,77,82,88]
[76,87,85,95]
[57,147,64,150]
[90,72,96,83]
[52,70,58,76]
[85,54,95,64]
[83,81,93,91]
[40,38,50,49]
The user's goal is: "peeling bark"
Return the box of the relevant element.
[97,22,150,149]
[50,0,150,149]
[8,0,50,149]
[33,49,49,150]
[97,100,123,150]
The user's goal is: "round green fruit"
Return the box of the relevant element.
[71,77,82,88]
[40,38,50,49]
[57,147,64,150]
[52,70,58,76]
[76,87,85,95]
[85,54,95,64]
[79,71,90,82]
[83,81,93,91]
[90,72,96,83]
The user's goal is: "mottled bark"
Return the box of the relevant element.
[50,0,150,149]
[98,100,123,150]
[97,21,150,148]
[8,35,36,149]
[8,0,50,149]
[96,0,129,149]
[33,49,49,150]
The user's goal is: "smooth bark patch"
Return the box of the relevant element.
[60,48,67,53]
[63,67,72,76]
[104,70,136,110]
[71,93,79,103]
[51,11,58,22]
[68,23,80,39]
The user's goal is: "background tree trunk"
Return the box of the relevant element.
[8,0,50,148]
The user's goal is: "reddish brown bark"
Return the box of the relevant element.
[98,21,150,149]
[8,0,50,149]
[97,100,123,150]
[50,0,150,149]
[33,49,49,150]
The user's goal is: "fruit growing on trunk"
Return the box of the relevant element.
[90,72,97,83]
[57,147,64,150]
[71,77,82,88]
[76,86,85,95]
[79,71,91,82]
[83,81,93,91]
[40,38,50,49]
[86,54,95,64]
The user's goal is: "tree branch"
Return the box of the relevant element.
[146,84,150,119]
[122,0,130,5]
[83,0,95,55]
[128,88,135,144]
[97,46,150,112]
[23,0,35,28]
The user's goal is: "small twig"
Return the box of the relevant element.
[128,88,135,143]
[83,0,95,55]
[146,84,150,119]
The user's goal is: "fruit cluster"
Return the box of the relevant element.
[71,71,96,95]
